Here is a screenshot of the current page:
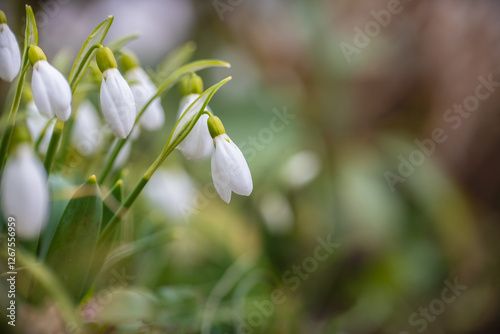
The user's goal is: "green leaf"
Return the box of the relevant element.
[23,5,38,51]
[68,15,114,88]
[166,76,232,153]
[38,175,73,261]
[108,33,140,53]
[16,248,79,326]
[83,179,123,291]
[44,175,103,301]
[154,41,196,83]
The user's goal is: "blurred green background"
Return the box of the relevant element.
[1,0,500,333]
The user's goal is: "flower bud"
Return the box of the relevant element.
[0,11,21,82]
[28,45,47,65]
[0,10,7,24]
[119,51,139,73]
[30,45,72,121]
[96,47,117,73]
[180,73,203,96]
[207,115,226,139]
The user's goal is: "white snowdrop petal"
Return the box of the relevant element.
[31,65,54,117]
[1,145,49,239]
[127,68,164,131]
[176,114,213,160]
[214,135,253,196]
[100,68,136,138]
[0,24,21,82]
[175,94,213,160]
[31,61,72,120]
[211,154,232,203]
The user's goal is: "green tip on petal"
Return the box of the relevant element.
[89,175,97,184]
[180,73,204,96]
[120,51,140,73]
[96,47,118,73]
[28,45,47,66]
[0,11,7,24]
[207,115,226,139]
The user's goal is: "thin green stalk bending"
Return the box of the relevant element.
[0,66,29,171]
[43,119,64,174]
[69,44,102,93]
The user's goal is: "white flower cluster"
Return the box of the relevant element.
[0,9,252,239]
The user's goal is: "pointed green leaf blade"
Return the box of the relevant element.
[68,15,114,86]
[154,41,196,83]
[44,175,103,301]
[24,5,38,51]
[108,33,140,53]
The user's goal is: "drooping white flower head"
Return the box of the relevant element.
[97,47,136,139]
[29,46,72,121]
[71,100,103,157]
[0,12,21,82]
[176,93,213,160]
[208,116,252,203]
[1,144,50,239]
[121,52,164,131]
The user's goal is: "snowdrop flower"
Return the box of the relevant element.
[97,47,136,139]
[1,144,49,239]
[71,100,102,157]
[29,45,72,121]
[208,115,252,203]
[0,11,20,82]
[121,52,164,131]
[176,74,212,160]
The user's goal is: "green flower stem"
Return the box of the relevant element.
[43,119,64,174]
[98,138,125,184]
[0,64,29,171]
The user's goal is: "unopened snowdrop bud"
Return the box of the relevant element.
[208,115,252,203]
[1,144,50,239]
[97,47,136,139]
[29,45,72,121]
[121,52,165,131]
[0,11,21,82]
[180,73,203,96]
